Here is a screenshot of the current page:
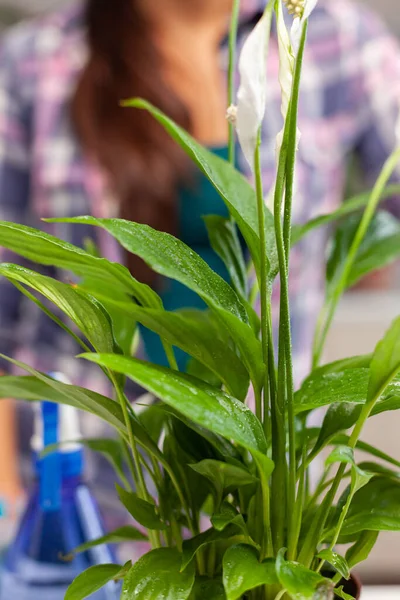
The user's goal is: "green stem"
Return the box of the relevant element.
[288,443,307,560]
[228,0,241,165]
[281,21,309,559]
[255,134,271,424]
[271,122,290,550]
[312,147,400,368]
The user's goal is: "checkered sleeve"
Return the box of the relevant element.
[350,4,400,217]
[0,31,33,371]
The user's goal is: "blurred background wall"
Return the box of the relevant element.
[0,0,399,586]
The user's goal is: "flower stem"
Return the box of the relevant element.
[255,134,272,426]
[282,21,308,559]
[228,0,241,165]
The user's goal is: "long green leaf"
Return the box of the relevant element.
[48,216,265,389]
[0,221,160,307]
[65,563,130,600]
[333,435,400,469]
[0,264,116,353]
[47,216,247,323]
[327,211,400,290]
[81,354,268,457]
[345,531,379,569]
[368,316,400,402]
[95,302,251,400]
[0,358,163,462]
[291,185,400,244]
[69,526,147,557]
[203,215,248,298]
[121,99,278,279]
[121,548,195,600]
[116,484,166,530]
[0,370,125,432]
[342,477,400,535]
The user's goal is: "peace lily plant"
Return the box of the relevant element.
[1,0,400,598]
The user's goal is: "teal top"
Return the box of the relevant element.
[140,146,237,369]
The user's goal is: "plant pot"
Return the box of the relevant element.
[335,573,361,599]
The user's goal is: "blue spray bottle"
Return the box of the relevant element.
[0,375,120,600]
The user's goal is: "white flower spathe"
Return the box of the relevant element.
[290,0,318,55]
[236,7,272,169]
[276,0,296,154]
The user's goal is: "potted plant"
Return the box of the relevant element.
[1,1,400,598]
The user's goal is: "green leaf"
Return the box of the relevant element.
[334,586,355,600]
[190,460,257,508]
[81,354,268,457]
[327,211,400,289]
[157,404,242,462]
[189,577,226,600]
[69,526,147,557]
[0,359,163,463]
[182,525,243,571]
[276,549,332,600]
[203,215,247,298]
[310,403,361,459]
[102,302,250,400]
[295,368,369,413]
[342,477,400,535]
[211,502,248,535]
[78,276,138,356]
[0,264,117,354]
[357,461,400,480]
[223,544,277,600]
[308,355,372,378]
[0,221,160,308]
[121,98,278,279]
[291,185,400,244]
[326,446,373,493]
[345,530,379,569]
[326,445,355,468]
[0,370,126,432]
[50,217,265,391]
[116,484,166,530]
[316,550,350,580]
[49,216,248,323]
[368,316,400,402]
[333,434,400,469]
[65,563,129,600]
[121,548,195,600]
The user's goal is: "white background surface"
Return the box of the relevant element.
[362,588,400,599]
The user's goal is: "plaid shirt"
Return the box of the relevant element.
[0,0,400,404]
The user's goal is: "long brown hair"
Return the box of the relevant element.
[71,0,191,283]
